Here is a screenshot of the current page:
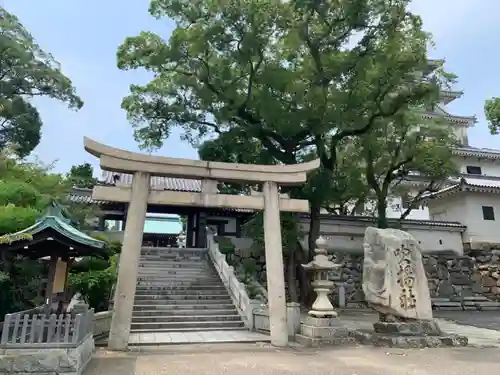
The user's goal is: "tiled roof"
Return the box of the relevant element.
[422,176,500,201]
[440,90,463,104]
[453,146,500,160]
[101,171,202,192]
[68,187,103,204]
[299,213,466,229]
[420,112,476,125]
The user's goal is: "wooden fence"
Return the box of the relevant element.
[0,309,94,348]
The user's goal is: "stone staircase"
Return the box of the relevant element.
[131,247,246,333]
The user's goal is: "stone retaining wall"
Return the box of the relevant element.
[328,250,500,311]
[0,334,94,375]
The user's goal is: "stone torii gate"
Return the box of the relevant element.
[84,137,320,350]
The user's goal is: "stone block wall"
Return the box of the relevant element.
[0,334,94,375]
[228,236,500,309]
[328,249,500,310]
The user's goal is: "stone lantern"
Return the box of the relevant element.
[176,232,186,248]
[297,237,352,347]
[302,236,341,317]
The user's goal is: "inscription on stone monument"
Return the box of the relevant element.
[362,227,433,320]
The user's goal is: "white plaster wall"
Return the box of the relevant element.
[428,195,467,222]
[454,156,500,177]
[297,218,464,255]
[428,193,500,244]
[386,195,430,220]
[463,193,500,243]
[207,216,237,234]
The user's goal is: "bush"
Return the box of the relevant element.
[68,255,117,312]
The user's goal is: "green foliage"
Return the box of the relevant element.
[243,212,301,256]
[0,7,83,157]
[485,97,500,135]
[0,205,39,235]
[67,163,97,188]
[68,237,121,311]
[359,106,459,227]
[215,236,235,256]
[0,258,47,317]
[68,255,118,312]
[117,0,435,170]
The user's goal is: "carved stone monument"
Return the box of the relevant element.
[358,227,468,348]
[363,227,432,320]
[296,237,355,347]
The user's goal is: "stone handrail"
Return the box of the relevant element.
[252,303,301,338]
[92,311,112,339]
[207,231,262,329]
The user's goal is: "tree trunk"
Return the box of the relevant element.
[376,198,389,229]
[286,250,299,303]
[294,242,309,306]
[308,201,321,260]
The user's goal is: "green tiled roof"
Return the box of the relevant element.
[12,202,106,249]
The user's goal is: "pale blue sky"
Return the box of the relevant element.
[2,0,500,174]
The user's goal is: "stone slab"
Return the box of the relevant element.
[295,334,357,348]
[300,324,350,339]
[373,320,442,336]
[302,316,340,327]
[352,330,468,348]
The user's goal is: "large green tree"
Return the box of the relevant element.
[0,7,83,157]
[485,97,500,135]
[67,162,97,188]
[117,0,441,251]
[360,109,459,228]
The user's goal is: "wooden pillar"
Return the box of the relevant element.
[122,204,128,230]
[262,181,288,347]
[196,212,207,248]
[186,212,194,247]
[193,212,199,247]
[108,172,149,351]
[98,216,106,231]
[44,255,58,315]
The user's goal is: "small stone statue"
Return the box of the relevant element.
[176,232,187,248]
[362,227,432,321]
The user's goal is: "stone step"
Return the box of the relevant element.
[136,280,223,287]
[136,281,221,287]
[135,288,227,293]
[138,263,209,269]
[130,326,248,333]
[133,303,236,311]
[132,308,238,316]
[140,256,206,261]
[141,247,208,255]
[131,314,241,323]
[134,294,232,302]
[135,289,229,297]
[137,275,219,281]
[138,268,217,277]
[133,298,232,306]
[130,320,245,331]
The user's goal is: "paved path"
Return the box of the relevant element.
[85,344,500,375]
[128,330,270,345]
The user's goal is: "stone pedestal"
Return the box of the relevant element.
[296,316,355,348]
[353,320,468,348]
